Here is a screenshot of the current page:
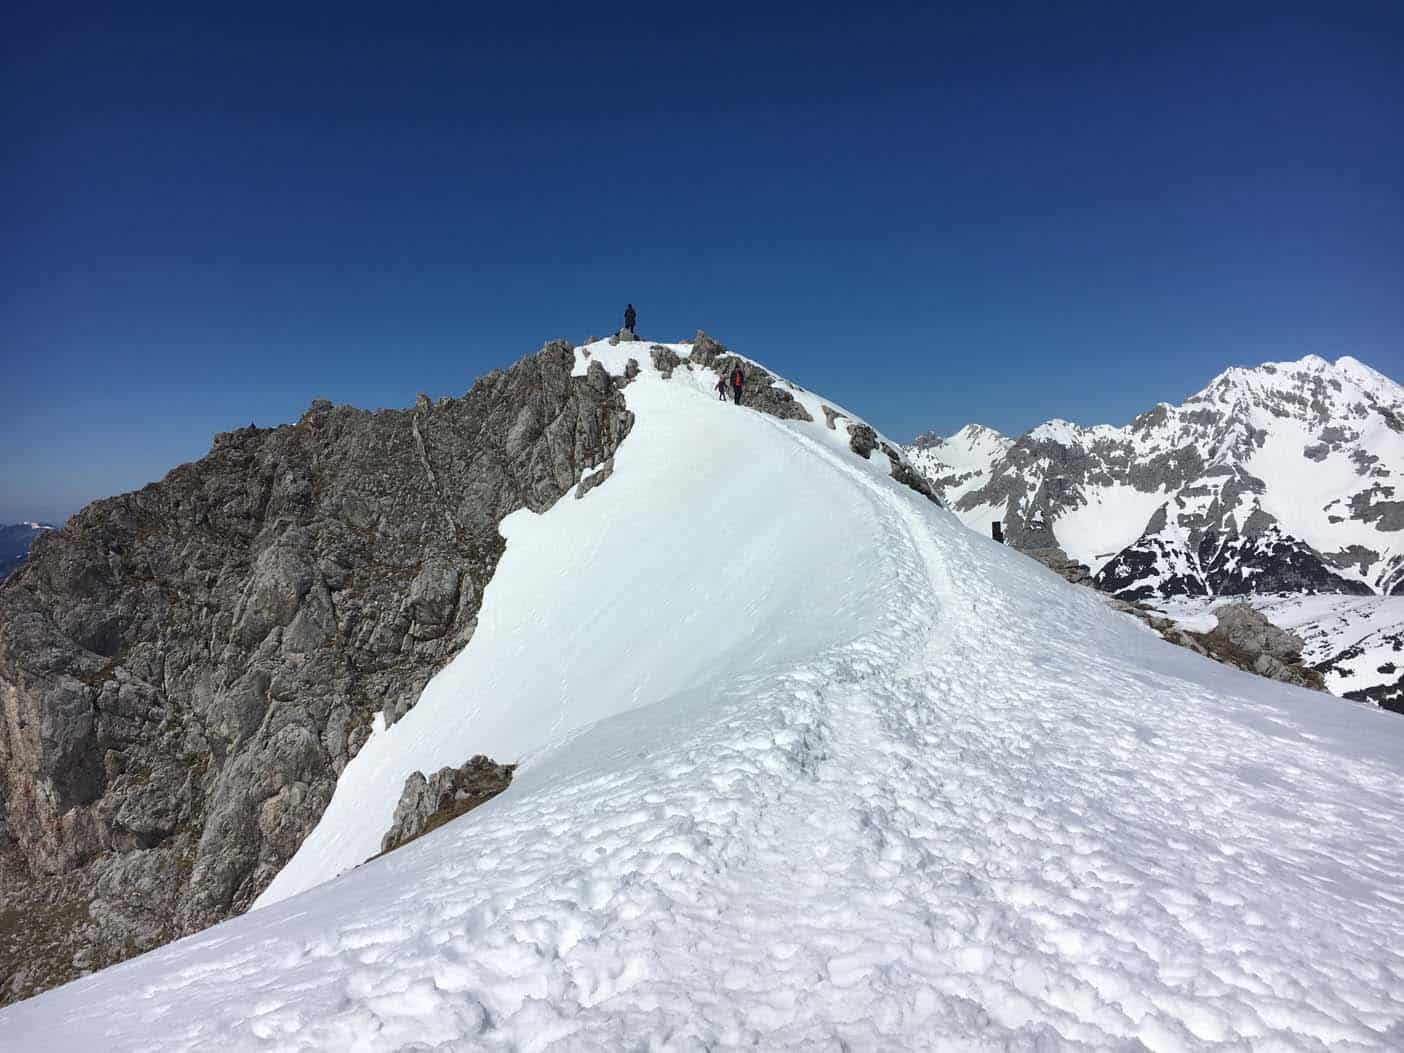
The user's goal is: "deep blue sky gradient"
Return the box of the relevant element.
[3,2,1402,522]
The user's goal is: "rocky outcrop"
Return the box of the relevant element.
[702,358,813,424]
[1101,597,1324,690]
[576,457,615,500]
[847,424,879,459]
[649,346,681,379]
[0,342,633,1005]
[1021,547,1093,586]
[1014,548,1327,692]
[1195,605,1326,690]
[880,442,940,503]
[688,330,727,367]
[379,755,515,856]
[686,335,935,504]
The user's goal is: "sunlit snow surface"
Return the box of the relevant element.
[6,344,1404,1050]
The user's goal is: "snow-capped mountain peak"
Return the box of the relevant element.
[909,354,1404,596]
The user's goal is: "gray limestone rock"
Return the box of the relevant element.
[1206,604,1303,662]
[380,755,515,855]
[688,330,727,367]
[0,340,634,1005]
[1194,604,1327,691]
[650,346,681,379]
[576,457,615,500]
[1020,547,1093,586]
[699,351,814,424]
[848,424,878,459]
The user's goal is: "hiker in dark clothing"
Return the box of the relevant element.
[729,364,744,405]
[623,304,636,334]
[714,375,728,401]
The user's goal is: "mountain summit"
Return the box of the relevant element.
[910,354,1404,598]
[3,337,1402,1049]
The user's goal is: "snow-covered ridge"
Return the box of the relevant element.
[5,339,1404,1050]
[256,337,917,908]
[909,353,1404,596]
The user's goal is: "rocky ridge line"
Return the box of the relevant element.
[0,341,632,1005]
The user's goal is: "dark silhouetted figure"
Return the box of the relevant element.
[729,365,744,405]
[715,375,728,401]
[624,304,636,334]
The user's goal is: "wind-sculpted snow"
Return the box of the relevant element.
[5,345,1404,1050]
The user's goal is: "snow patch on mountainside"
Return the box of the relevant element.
[1053,484,1169,574]
[910,354,1404,598]
[6,343,1404,1050]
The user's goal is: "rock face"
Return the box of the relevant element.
[908,355,1404,598]
[0,341,633,1005]
[697,338,814,423]
[649,346,681,380]
[379,755,515,856]
[847,423,879,459]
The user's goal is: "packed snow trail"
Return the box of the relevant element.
[5,342,1404,1050]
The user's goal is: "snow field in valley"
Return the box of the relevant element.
[5,342,1404,1050]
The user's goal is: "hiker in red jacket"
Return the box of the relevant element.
[729,365,744,405]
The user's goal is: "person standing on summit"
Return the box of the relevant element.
[623,304,636,334]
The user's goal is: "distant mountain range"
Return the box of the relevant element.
[0,522,55,580]
[908,355,1404,600]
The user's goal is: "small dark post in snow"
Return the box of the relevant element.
[991,521,1005,544]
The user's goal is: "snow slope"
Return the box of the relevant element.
[6,342,1404,1050]
[258,341,902,906]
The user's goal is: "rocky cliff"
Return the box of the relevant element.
[0,342,632,1004]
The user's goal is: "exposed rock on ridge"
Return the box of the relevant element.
[0,342,633,1005]
[379,755,515,856]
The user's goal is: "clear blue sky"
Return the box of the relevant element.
[3,2,1401,523]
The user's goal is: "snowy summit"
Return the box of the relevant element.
[4,337,1404,1050]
